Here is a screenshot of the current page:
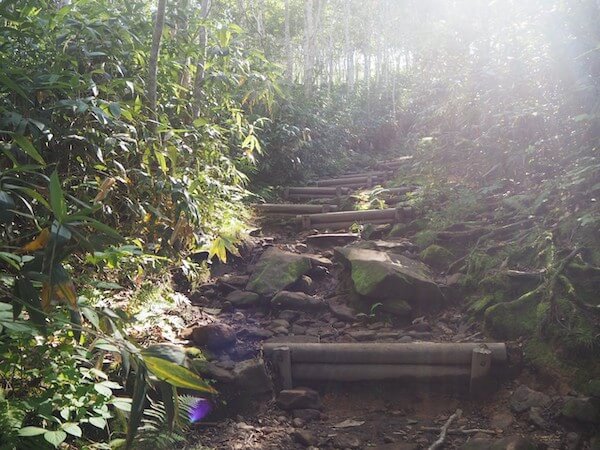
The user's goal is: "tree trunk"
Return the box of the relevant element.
[284,0,293,82]
[303,0,315,95]
[344,0,354,91]
[192,0,212,118]
[147,0,167,129]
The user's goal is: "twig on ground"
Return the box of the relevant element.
[428,409,462,450]
[421,426,496,436]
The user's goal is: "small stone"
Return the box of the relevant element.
[292,324,307,334]
[292,409,321,421]
[269,319,291,329]
[348,330,377,341]
[232,359,272,394]
[277,388,322,410]
[510,385,551,413]
[308,265,330,278]
[292,275,315,294]
[333,321,346,329]
[490,411,514,429]
[221,301,233,312]
[243,327,274,339]
[528,407,547,429]
[272,326,289,335]
[292,418,305,427]
[331,434,361,449]
[191,322,236,351]
[564,432,581,450]
[226,290,260,307]
[220,274,249,287]
[292,429,316,447]
[271,291,326,311]
[233,311,245,321]
[279,310,300,321]
[407,322,432,332]
[191,361,235,383]
[398,335,413,343]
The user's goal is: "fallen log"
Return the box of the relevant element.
[283,186,351,200]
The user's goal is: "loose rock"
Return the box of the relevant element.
[192,322,237,351]
[277,388,322,410]
[226,290,261,307]
[271,291,326,311]
[232,359,272,394]
[510,385,551,413]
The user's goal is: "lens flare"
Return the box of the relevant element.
[189,398,212,423]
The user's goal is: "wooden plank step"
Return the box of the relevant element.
[316,175,384,187]
[297,207,412,229]
[254,203,338,215]
[264,342,506,393]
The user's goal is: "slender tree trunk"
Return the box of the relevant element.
[344,0,354,91]
[148,0,167,129]
[303,0,315,95]
[284,0,293,82]
[192,0,212,118]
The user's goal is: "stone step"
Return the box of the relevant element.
[305,233,360,248]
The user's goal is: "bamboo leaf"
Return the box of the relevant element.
[13,135,45,165]
[142,356,216,394]
[49,171,66,221]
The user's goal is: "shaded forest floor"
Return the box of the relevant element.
[142,154,600,449]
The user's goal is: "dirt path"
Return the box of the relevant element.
[182,163,596,450]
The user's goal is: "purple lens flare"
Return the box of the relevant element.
[189,398,212,423]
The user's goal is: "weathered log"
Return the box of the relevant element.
[334,171,390,179]
[292,363,470,381]
[300,219,393,230]
[316,175,384,187]
[254,203,337,214]
[263,342,507,366]
[284,187,348,196]
[298,207,412,229]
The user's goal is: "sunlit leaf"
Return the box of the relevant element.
[142,356,216,394]
[20,228,50,253]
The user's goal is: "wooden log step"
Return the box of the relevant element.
[263,342,508,366]
[254,204,338,214]
[297,207,412,229]
[283,187,351,199]
[292,363,471,382]
[316,175,384,187]
[373,155,413,169]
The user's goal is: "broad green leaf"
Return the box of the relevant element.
[49,171,66,222]
[13,135,45,165]
[0,72,30,101]
[61,423,82,437]
[44,430,67,447]
[143,356,216,394]
[18,426,46,436]
[142,344,186,365]
[125,367,148,449]
[88,416,107,429]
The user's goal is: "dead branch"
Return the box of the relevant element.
[428,409,463,450]
[421,426,497,436]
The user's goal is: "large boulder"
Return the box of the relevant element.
[247,248,329,296]
[334,246,444,314]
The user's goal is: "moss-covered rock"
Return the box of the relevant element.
[484,291,540,339]
[334,246,444,314]
[562,397,600,424]
[420,244,453,269]
[247,248,326,295]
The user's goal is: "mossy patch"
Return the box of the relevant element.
[420,244,453,269]
[484,291,540,339]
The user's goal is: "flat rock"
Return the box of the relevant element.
[271,291,326,311]
[232,359,272,394]
[192,322,236,351]
[510,385,551,413]
[277,388,322,410]
[490,411,514,429]
[328,297,358,322]
[330,434,361,449]
[226,290,261,307]
[460,435,537,450]
[334,246,444,314]
[306,233,360,248]
[192,361,235,383]
[219,274,249,287]
[292,429,316,447]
